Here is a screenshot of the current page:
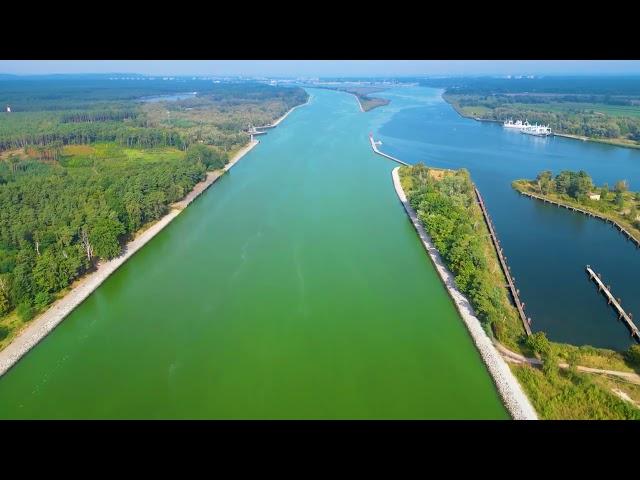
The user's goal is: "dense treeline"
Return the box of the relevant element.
[421,76,640,97]
[400,164,523,346]
[0,121,188,152]
[60,109,138,123]
[0,77,308,339]
[0,154,206,320]
[0,79,308,154]
[420,76,640,146]
[445,93,640,143]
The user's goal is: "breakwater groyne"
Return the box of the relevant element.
[586,266,640,342]
[369,135,409,166]
[351,93,364,112]
[475,188,533,336]
[516,189,640,249]
[392,167,538,420]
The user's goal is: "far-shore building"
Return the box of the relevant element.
[588,192,601,201]
[6,106,10,113]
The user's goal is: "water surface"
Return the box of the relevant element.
[376,87,640,350]
[0,88,507,419]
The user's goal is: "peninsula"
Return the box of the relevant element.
[393,160,640,419]
[512,170,640,247]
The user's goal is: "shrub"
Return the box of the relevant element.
[624,344,640,368]
[34,291,53,312]
[17,301,34,321]
[526,331,552,358]
[0,324,9,340]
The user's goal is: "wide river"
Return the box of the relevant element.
[0,88,509,419]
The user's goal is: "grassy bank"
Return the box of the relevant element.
[400,163,640,419]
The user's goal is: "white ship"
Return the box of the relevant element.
[503,119,530,130]
[520,123,552,136]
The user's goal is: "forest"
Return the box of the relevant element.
[420,76,640,147]
[0,76,308,341]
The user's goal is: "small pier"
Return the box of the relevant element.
[369,134,410,166]
[585,266,640,342]
[475,187,532,336]
[518,190,640,248]
[247,126,267,136]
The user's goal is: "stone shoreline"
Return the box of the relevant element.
[392,167,538,420]
[350,93,365,112]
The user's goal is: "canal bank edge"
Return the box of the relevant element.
[0,98,310,378]
[0,140,258,378]
[391,167,538,420]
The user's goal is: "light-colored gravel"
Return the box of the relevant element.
[392,167,538,420]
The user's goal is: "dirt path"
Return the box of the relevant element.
[495,341,640,385]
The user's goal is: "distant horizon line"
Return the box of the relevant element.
[2,72,640,79]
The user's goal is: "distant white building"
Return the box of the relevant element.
[588,192,601,201]
[6,106,10,113]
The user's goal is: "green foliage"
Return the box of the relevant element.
[90,217,126,260]
[614,180,629,193]
[554,170,593,199]
[526,331,552,358]
[17,301,34,321]
[401,164,524,347]
[624,344,640,368]
[513,364,640,420]
[0,324,9,340]
[0,274,10,316]
[34,291,52,311]
[186,144,227,170]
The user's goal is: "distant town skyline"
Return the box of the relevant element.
[2,60,640,77]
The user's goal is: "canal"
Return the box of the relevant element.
[0,88,508,419]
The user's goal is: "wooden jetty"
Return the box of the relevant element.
[585,265,640,342]
[475,187,532,336]
[369,134,410,166]
[517,190,640,248]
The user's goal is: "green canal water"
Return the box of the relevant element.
[0,88,508,419]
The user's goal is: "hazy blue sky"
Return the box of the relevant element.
[2,60,640,77]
